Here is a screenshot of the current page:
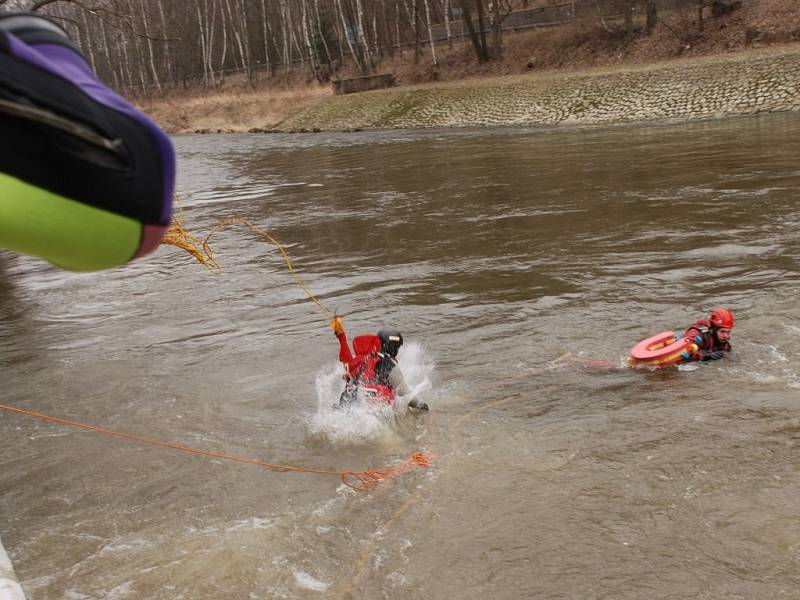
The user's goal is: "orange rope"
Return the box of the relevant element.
[161,213,334,320]
[0,403,432,492]
[209,217,334,319]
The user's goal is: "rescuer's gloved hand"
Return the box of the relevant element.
[331,315,345,336]
[703,350,725,361]
[0,13,175,271]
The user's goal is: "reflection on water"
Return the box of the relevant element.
[2,114,800,599]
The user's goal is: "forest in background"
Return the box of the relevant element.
[0,0,769,98]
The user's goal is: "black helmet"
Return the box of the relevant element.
[377,328,403,357]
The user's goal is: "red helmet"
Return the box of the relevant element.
[709,308,735,329]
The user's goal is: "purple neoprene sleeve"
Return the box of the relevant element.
[5,34,175,226]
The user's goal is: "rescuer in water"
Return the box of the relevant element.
[682,308,735,361]
[552,307,736,369]
[331,316,429,411]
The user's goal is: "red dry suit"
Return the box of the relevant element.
[683,319,732,361]
[335,330,397,405]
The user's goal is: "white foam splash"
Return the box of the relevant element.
[292,569,329,592]
[676,363,699,372]
[762,344,789,363]
[228,517,275,531]
[306,342,434,446]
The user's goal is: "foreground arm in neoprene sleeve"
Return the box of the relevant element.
[0,13,175,271]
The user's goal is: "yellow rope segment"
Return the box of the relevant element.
[160,197,222,272]
[160,206,333,319]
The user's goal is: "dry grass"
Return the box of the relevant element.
[138,84,332,133]
[140,0,800,133]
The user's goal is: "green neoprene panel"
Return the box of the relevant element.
[0,172,141,271]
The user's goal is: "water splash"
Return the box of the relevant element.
[305,342,434,446]
[292,569,329,592]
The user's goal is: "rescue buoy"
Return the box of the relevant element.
[629,331,698,368]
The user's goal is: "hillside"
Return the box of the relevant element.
[139,0,800,133]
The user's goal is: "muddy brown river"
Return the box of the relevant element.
[2,113,800,599]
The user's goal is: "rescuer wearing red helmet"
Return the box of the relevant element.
[683,308,735,361]
[331,317,429,411]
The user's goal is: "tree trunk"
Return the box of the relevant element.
[195,3,210,86]
[335,0,364,72]
[207,0,219,86]
[371,10,379,60]
[645,0,657,33]
[395,0,403,58]
[280,0,291,75]
[140,2,162,93]
[422,0,437,68]
[259,0,272,74]
[157,0,174,86]
[314,0,334,68]
[218,0,228,85]
[222,0,249,81]
[78,10,97,73]
[355,0,372,72]
[301,0,321,80]
[443,0,452,48]
[459,0,488,62]
[413,0,420,64]
[288,2,306,70]
[475,0,489,60]
[624,0,635,37]
[98,14,120,90]
[697,0,705,32]
[491,0,502,59]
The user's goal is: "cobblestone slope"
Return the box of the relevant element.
[277,48,800,131]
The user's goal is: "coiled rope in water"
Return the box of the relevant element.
[160,198,222,272]
[0,403,432,492]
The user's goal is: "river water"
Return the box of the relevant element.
[1,113,799,599]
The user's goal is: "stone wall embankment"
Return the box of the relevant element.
[277,49,800,132]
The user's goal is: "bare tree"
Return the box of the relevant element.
[646,0,658,33]
[459,0,488,62]
[440,0,452,48]
[422,0,437,68]
[335,0,364,72]
[354,0,372,71]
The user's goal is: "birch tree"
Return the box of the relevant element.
[422,0,437,68]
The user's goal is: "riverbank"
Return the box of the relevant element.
[141,43,800,135]
[138,0,800,135]
[276,45,800,132]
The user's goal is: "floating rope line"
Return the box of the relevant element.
[0,403,432,492]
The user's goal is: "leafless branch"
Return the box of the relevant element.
[34,0,180,42]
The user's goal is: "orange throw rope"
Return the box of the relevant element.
[161,213,335,320]
[0,403,432,492]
